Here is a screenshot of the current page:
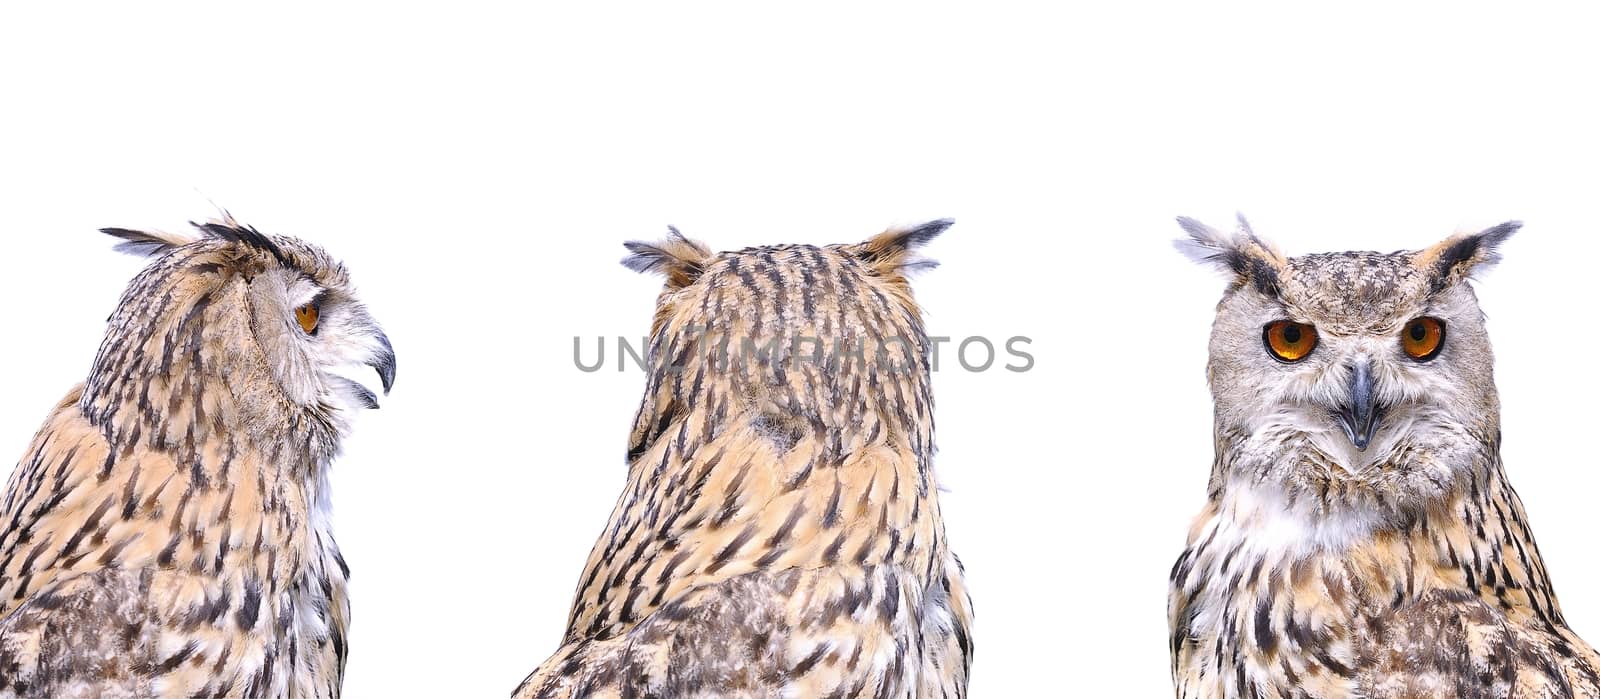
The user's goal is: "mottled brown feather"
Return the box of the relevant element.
[0,220,383,697]
[516,222,972,698]
[1169,222,1598,698]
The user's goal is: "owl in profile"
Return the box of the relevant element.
[514,221,974,698]
[1168,217,1600,698]
[0,218,394,697]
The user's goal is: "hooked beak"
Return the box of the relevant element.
[1335,360,1382,451]
[367,331,397,407]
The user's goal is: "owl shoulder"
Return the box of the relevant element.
[1358,588,1600,697]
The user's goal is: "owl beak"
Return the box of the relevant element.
[1335,360,1382,451]
[370,330,397,398]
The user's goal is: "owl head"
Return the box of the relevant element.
[1178,215,1518,513]
[84,216,395,465]
[617,220,950,468]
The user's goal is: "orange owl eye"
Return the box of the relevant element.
[1401,317,1445,361]
[295,303,320,335]
[1263,320,1318,363]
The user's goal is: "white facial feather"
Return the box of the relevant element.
[1181,218,1514,519]
[255,269,392,432]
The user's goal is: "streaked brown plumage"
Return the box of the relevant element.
[1169,218,1600,698]
[0,219,394,697]
[515,221,973,698]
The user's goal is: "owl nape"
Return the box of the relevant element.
[513,221,974,699]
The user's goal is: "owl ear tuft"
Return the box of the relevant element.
[622,226,714,289]
[101,227,195,258]
[1174,214,1287,297]
[851,218,953,277]
[191,217,292,267]
[1419,221,1520,291]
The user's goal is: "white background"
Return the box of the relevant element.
[3,3,1599,697]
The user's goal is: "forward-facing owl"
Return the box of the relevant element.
[0,218,394,697]
[514,222,974,698]
[1167,217,1600,698]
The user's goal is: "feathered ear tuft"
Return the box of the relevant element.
[1417,221,1520,291]
[1174,214,1287,297]
[190,216,291,266]
[852,218,953,277]
[621,226,714,289]
[100,227,195,258]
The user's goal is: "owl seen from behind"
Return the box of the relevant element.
[515,221,974,698]
[0,218,394,697]
[1168,217,1600,697]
